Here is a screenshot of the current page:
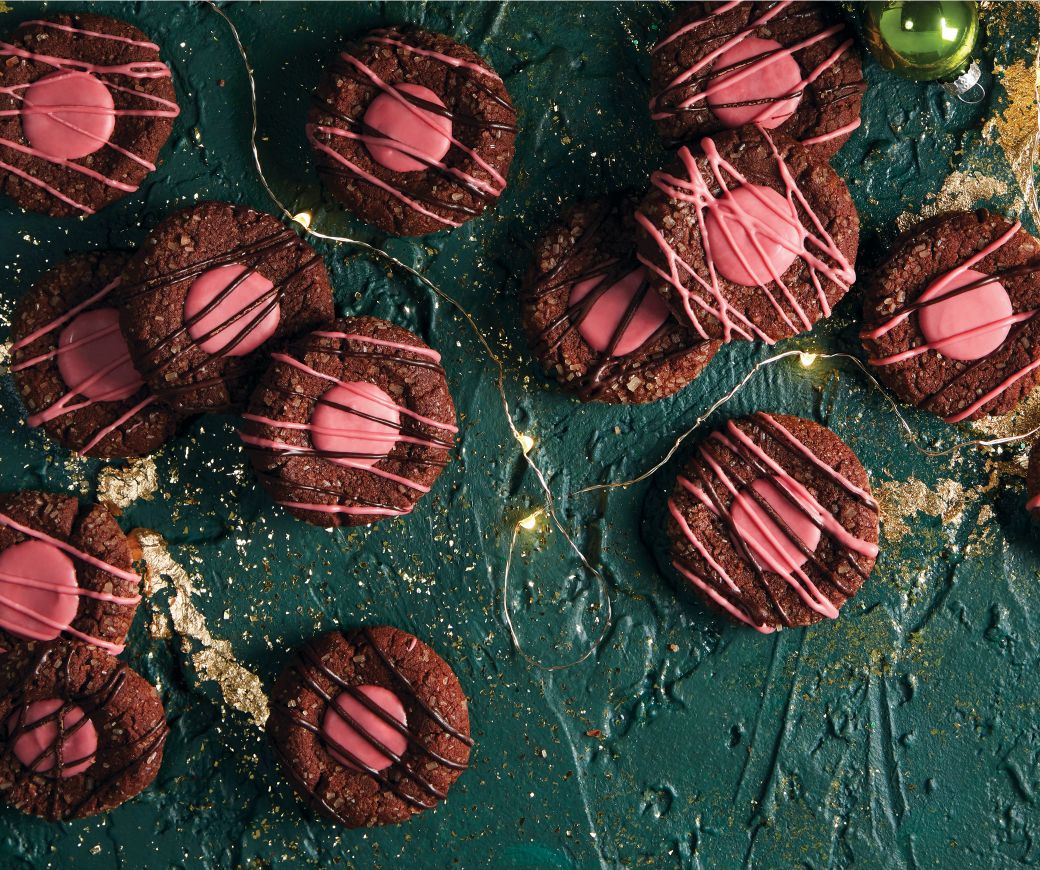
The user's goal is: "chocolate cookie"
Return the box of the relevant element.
[666,413,879,631]
[650,2,865,157]
[240,317,457,527]
[308,25,517,236]
[521,197,722,403]
[267,626,472,828]
[0,640,167,820]
[115,201,335,415]
[0,491,140,656]
[0,14,179,217]
[635,126,858,344]
[1028,441,1040,517]
[862,210,1040,423]
[10,252,178,458]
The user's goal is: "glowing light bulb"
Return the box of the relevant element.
[292,211,312,229]
[517,433,535,454]
[518,510,542,531]
[798,352,818,368]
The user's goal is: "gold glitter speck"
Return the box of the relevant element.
[97,457,159,514]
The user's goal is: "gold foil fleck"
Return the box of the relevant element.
[97,457,159,514]
[130,528,270,729]
[896,171,1010,233]
[0,340,10,374]
[970,386,1040,441]
[984,58,1039,226]
[875,477,965,542]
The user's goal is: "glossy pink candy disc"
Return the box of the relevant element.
[730,476,822,577]
[0,540,79,642]
[22,71,116,161]
[9,698,97,778]
[917,268,1014,362]
[703,183,802,287]
[568,266,669,357]
[363,83,452,173]
[57,308,142,402]
[310,382,401,469]
[321,685,408,772]
[706,37,803,129]
[184,264,280,357]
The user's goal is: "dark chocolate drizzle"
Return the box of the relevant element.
[529,201,702,400]
[672,413,878,628]
[271,629,471,821]
[0,644,167,821]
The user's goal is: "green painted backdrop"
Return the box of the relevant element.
[0,2,1038,868]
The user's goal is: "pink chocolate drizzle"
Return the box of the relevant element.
[861,220,1040,423]
[308,26,516,228]
[635,128,855,343]
[10,275,158,455]
[0,19,180,215]
[669,413,878,632]
[240,330,457,519]
[0,509,140,654]
[650,1,864,147]
[270,628,472,817]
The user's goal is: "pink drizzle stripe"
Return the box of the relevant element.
[800,117,861,146]
[80,395,156,454]
[311,331,442,363]
[0,511,139,584]
[868,311,1037,366]
[653,0,745,53]
[366,33,503,81]
[11,278,120,353]
[22,19,161,50]
[0,569,140,605]
[0,596,124,655]
[1028,494,1040,510]
[279,501,410,517]
[945,357,1040,424]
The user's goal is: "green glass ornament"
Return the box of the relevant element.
[860,1,983,101]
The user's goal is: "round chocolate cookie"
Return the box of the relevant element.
[267,626,473,828]
[241,316,457,527]
[0,640,167,820]
[10,252,178,458]
[666,412,879,631]
[1028,441,1040,518]
[115,201,335,415]
[521,197,722,403]
[308,25,517,236]
[0,491,141,656]
[862,210,1040,424]
[0,13,179,217]
[635,126,858,344]
[650,2,865,157]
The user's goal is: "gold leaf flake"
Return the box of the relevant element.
[97,457,159,514]
[896,171,1009,233]
[130,528,270,729]
[875,478,966,542]
[984,58,1039,226]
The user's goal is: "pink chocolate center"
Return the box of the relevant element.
[184,264,280,357]
[363,83,452,173]
[57,308,142,402]
[311,382,401,469]
[568,266,670,357]
[22,70,116,161]
[9,698,97,778]
[730,475,822,578]
[0,540,79,642]
[706,37,803,129]
[703,183,802,287]
[321,685,408,772]
[917,268,1014,362]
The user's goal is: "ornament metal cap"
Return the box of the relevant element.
[942,60,985,104]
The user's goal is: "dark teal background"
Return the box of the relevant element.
[0,2,1038,868]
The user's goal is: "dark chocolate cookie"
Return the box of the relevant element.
[267,626,472,828]
[0,640,167,820]
[10,251,178,458]
[635,126,858,344]
[521,197,722,403]
[308,25,517,236]
[0,13,179,217]
[0,491,140,655]
[650,2,865,157]
[666,413,879,631]
[241,316,457,527]
[115,201,335,415]
[1028,441,1040,518]
[861,210,1040,423]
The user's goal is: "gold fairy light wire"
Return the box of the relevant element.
[206,2,611,670]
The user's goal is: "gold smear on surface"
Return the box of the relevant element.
[130,529,270,729]
[971,386,1040,441]
[984,58,1039,225]
[97,457,159,514]
[896,171,1009,232]
[875,478,966,542]
[0,340,10,374]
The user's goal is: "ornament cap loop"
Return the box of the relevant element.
[942,60,985,104]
